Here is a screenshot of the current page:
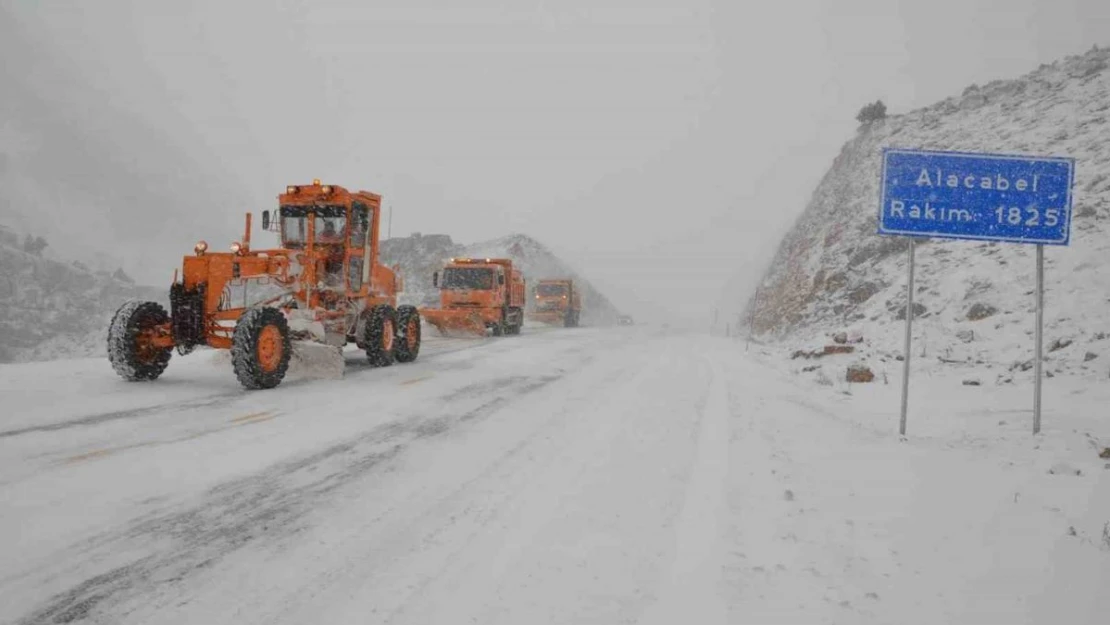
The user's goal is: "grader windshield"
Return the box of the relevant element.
[280,205,347,248]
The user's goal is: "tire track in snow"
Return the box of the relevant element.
[637,355,730,625]
[9,372,568,625]
[253,338,673,625]
[0,336,497,440]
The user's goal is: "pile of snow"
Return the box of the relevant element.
[741,46,1110,383]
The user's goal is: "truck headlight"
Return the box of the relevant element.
[230,241,242,254]
[194,240,208,255]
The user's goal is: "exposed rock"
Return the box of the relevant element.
[824,272,848,293]
[793,345,856,360]
[846,281,881,305]
[846,364,875,383]
[966,302,998,321]
[962,379,981,386]
[1049,338,1073,353]
[893,302,927,320]
[956,329,975,343]
[1099,447,1110,459]
[832,332,848,344]
[1085,351,1099,362]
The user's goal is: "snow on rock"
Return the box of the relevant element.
[744,46,1110,382]
[0,231,164,363]
[381,232,622,325]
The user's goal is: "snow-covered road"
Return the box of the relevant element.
[2,326,1108,624]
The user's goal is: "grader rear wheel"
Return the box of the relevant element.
[231,307,292,390]
[107,300,173,381]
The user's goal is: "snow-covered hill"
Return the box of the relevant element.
[382,233,622,325]
[0,225,164,363]
[743,45,1110,383]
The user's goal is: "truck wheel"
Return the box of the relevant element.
[491,322,504,337]
[508,307,523,335]
[231,307,292,390]
[363,305,396,367]
[564,311,576,328]
[108,300,173,381]
[394,305,421,363]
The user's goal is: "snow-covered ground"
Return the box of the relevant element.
[2,327,1108,624]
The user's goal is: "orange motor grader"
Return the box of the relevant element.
[420,258,525,337]
[106,180,421,390]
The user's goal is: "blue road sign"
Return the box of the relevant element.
[878,148,1075,245]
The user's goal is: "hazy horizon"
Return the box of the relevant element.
[3,0,1109,325]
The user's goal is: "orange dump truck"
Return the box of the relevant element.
[528,278,581,327]
[420,258,526,336]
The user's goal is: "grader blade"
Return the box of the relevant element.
[287,340,345,379]
[420,309,488,337]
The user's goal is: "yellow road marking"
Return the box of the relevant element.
[401,375,433,386]
[232,413,278,426]
[61,449,117,464]
[228,411,272,424]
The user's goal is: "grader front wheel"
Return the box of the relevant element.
[107,300,173,381]
[394,305,422,363]
[231,307,292,390]
[363,305,397,368]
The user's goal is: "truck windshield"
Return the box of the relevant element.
[537,284,566,296]
[442,267,493,290]
[280,205,347,248]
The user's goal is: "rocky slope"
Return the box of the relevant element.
[381,233,622,325]
[0,225,164,363]
[744,46,1110,383]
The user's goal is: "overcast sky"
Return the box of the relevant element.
[5,0,1110,324]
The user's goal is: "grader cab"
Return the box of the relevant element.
[107,180,421,390]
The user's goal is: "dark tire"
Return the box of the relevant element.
[507,307,523,335]
[231,307,292,390]
[362,305,397,367]
[108,300,173,381]
[564,311,578,328]
[491,322,504,337]
[395,305,422,363]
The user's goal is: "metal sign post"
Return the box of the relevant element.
[1034,244,1045,434]
[900,238,916,436]
[878,148,1074,436]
